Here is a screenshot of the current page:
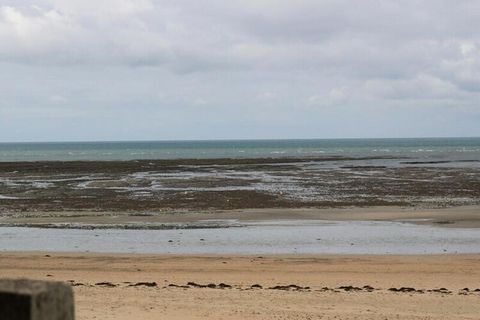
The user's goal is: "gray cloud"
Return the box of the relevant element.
[0,0,479,141]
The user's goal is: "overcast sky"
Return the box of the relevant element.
[0,0,479,142]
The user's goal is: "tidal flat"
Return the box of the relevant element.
[1,157,479,215]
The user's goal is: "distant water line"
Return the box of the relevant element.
[0,138,479,162]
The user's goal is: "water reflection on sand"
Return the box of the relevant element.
[1,220,480,255]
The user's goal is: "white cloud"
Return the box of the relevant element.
[362,75,459,101]
[307,87,348,108]
[439,42,480,92]
[49,0,154,18]
[49,94,67,103]
[1,0,479,79]
[0,0,480,141]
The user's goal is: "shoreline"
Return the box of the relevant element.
[2,210,479,255]
[2,205,480,229]
[1,252,479,319]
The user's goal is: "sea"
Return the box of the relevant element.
[0,137,480,162]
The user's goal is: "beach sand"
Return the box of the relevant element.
[1,253,479,319]
[3,205,480,229]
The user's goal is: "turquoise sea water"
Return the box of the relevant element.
[0,138,479,162]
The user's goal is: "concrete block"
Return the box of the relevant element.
[0,279,74,320]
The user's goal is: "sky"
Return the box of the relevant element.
[0,0,479,142]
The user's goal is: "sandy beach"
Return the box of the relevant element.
[1,253,479,319]
[1,159,480,318]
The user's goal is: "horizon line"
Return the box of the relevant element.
[1,136,480,144]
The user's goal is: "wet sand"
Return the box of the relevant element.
[3,219,480,254]
[1,253,479,320]
[2,206,480,229]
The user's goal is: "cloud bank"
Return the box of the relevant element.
[0,0,479,141]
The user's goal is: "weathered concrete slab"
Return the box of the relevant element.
[0,279,74,320]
